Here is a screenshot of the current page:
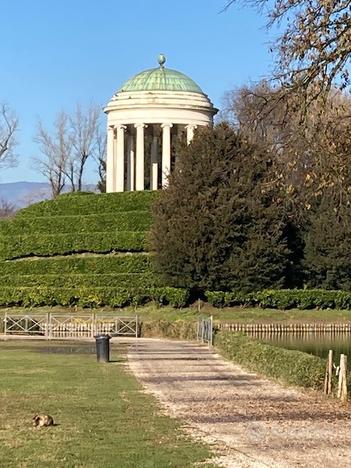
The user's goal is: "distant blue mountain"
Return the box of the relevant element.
[0,181,97,208]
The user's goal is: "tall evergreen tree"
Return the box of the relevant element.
[151,124,291,292]
[304,199,351,290]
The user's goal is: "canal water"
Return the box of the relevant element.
[255,333,351,362]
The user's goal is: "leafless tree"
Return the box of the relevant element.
[19,188,51,207]
[223,81,351,212]
[94,128,107,193]
[224,0,351,107]
[0,198,16,218]
[34,104,103,194]
[34,113,70,198]
[68,104,101,191]
[0,104,18,167]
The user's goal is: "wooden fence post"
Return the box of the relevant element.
[324,349,333,395]
[48,312,52,340]
[338,354,348,403]
[45,312,49,338]
[210,316,213,346]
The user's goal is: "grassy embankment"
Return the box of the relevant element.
[0,340,213,468]
[214,332,327,390]
[0,192,187,308]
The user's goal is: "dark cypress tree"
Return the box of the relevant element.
[151,124,291,292]
[304,198,351,290]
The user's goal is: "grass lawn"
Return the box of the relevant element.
[2,304,351,324]
[0,340,213,468]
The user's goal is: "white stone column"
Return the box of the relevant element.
[161,123,173,187]
[127,132,135,191]
[115,124,126,192]
[150,134,158,191]
[186,124,197,144]
[135,123,146,191]
[106,126,115,193]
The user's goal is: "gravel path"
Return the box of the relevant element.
[127,338,351,468]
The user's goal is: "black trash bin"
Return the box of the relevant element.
[95,334,111,363]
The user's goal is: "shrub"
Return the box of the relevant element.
[0,272,164,288]
[0,231,147,260]
[304,200,351,291]
[18,191,159,217]
[0,211,152,236]
[205,289,351,310]
[0,254,152,275]
[140,320,196,339]
[0,192,165,308]
[205,290,253,308]
[0,286,189,308]
[150,287,190,308]
[214,331,326,388]
[151,124,291,292]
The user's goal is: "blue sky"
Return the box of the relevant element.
[0,0,275,184]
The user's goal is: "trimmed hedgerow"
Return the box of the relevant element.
[0,286,189,308]
[0,211,152,236]
[205,289,351,310]
[0,272,164,288]
[0,192,173,308]
[214,331,326,389]
[0,231,147,260]
[0,254,152,275]
[140,320,197,339]
[17,191,159,217]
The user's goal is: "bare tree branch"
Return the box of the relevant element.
[33,103,104,195]
[34,113,70,198]
[0,198,16,218]
[223,81,351,213]
[0,104,18,167]
[93,127,107,193]
[224,0,351,105]
[69,103,101,191]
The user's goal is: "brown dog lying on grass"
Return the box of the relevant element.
[32,414,54,428]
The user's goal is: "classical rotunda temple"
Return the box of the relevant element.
[104,55,217,192]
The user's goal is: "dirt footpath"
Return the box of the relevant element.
[127,338,351,468]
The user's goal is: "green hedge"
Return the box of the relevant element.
[0,211,152,236]
[140,320,197,339]
[17,191,158,217]
[0,286,189,308]
[206,289,351,309]
[0,273,164,288]
[0,231,147,260]
[214,331,326,389]
[0,254,152,275]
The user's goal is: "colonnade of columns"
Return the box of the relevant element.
[106,123,197,192]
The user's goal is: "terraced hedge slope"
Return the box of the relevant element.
[0,192,188,308]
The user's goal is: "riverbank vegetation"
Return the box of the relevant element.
[214,332,326,389]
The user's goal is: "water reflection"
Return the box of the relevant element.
[251,332,351,362]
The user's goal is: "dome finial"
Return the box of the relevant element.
[158,54,166,68]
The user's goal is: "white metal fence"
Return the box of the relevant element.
[196,316,213,346]
[3,313,138,339]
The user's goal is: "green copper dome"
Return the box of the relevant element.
[118,55,203,94]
